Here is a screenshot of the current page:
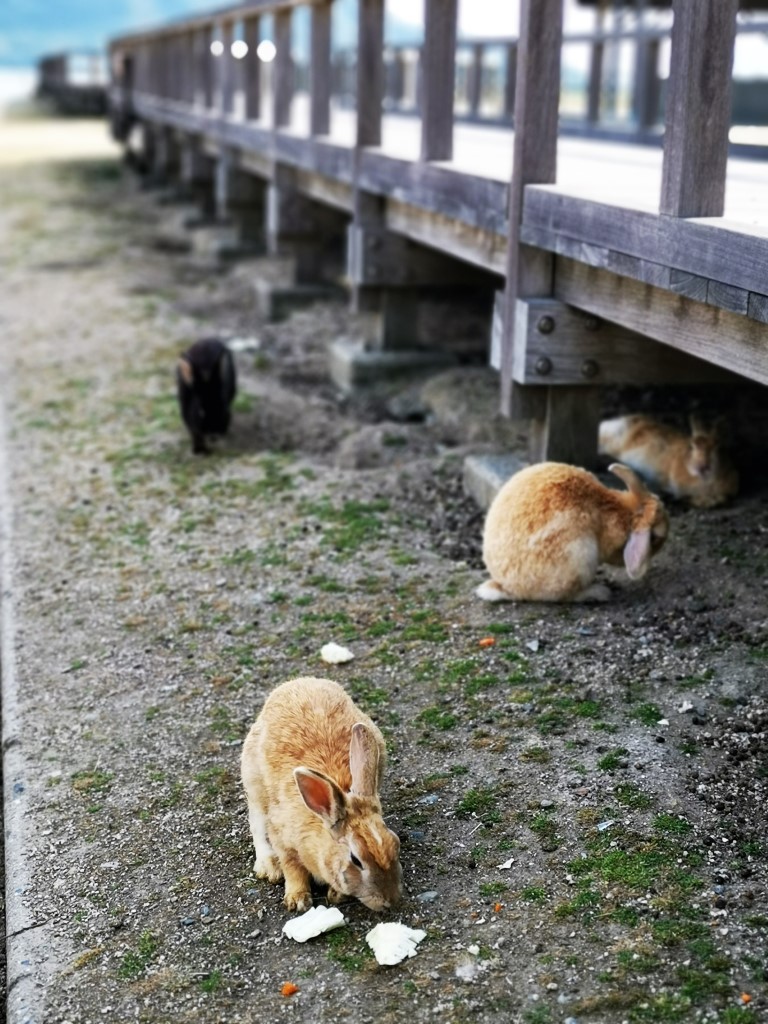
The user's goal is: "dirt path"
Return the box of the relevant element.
[0,118,766,1024]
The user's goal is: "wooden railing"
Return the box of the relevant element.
[108,0,768,467]
[110,6,768,151]
[38,51,108,115]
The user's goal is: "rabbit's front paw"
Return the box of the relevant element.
[254,854,283,884]
[284,888,313,912]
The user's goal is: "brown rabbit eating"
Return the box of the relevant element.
[241,677,402,913]
[598,414,738,509]
[476,462,669,603]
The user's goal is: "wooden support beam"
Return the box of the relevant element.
[513,298,741,386]
[660,0,739,217]
[421,0,458,161]
[357,0,384,147]
[273,9,294,128]
[555,258,768,387]
[348,226,489,288]
[243,17,261,120]
[310,0,332,136]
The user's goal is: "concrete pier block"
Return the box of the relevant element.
[462,452,526,510]
[329,337,456,393]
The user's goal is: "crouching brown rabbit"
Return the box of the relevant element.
[476,461,669,603]
[241,677,403,913]
[176,338,236,454]
[598,413,738,509]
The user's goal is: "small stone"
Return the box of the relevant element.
[416,890,438,903]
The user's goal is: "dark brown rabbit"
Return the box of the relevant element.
[176,338,236,454]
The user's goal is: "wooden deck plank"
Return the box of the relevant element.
[522,188,768,295]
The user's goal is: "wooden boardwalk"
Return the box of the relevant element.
[109,0,768,464]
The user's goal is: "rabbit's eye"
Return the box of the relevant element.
[350,853,363,869]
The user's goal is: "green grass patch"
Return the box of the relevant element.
[118,930,159,979]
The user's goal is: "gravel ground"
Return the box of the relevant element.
[1,121,767,1024]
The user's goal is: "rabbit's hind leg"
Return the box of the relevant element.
[248,802,283,883]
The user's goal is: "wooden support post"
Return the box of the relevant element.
[268,165,345,283]
[310,1,332,136]
[421,0,458,161]
[660,0,738,218]
[243,17,261,119]
[216,151,266,243]
[273,9,294,128]
[497,0,605,467]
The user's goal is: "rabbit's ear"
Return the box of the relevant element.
[350,723,379,797]
[294,768,346,827]
[178,357,194,386]
[609,463,648,499]
[623,528,651,579]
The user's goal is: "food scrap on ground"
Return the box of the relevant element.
[281,982,299,997]
[320,642,355,664]
[282,906,347,942]
[478,637,495,648]
[366,922,427,966]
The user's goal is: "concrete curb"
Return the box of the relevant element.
[0,393,60,1024]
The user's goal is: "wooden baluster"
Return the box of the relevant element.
[221,20,234,116]
[503,43,517,121]
[421,0,458,161]
[310,0,332,136]
[587,39,603,124]
[243,16,262,120]
[633,36,660,131]
[357,0,384,147]
[468,43,483,118]
[660,0,738,218]
[273,9,294,128]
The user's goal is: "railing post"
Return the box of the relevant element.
[243,16,262,120]
[356,0,384,147]
[660,0,738,218]
[467,43,484,118]
[420,0,458,161]
[587,39,603,124]
[310,0,332,136]
[273,9,294,128]
[633,36,660,131]
[199,25,214,109]
[221,20,235,116]
[503,43,517,121]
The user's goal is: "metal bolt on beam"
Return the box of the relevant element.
[535,356,553,376]
[537,315,555,334]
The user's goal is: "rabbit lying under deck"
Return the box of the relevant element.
[477,462,669,603]
[241,677,402,913]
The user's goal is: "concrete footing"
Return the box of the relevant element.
[328,337,457,393]
[462,452,526,510]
